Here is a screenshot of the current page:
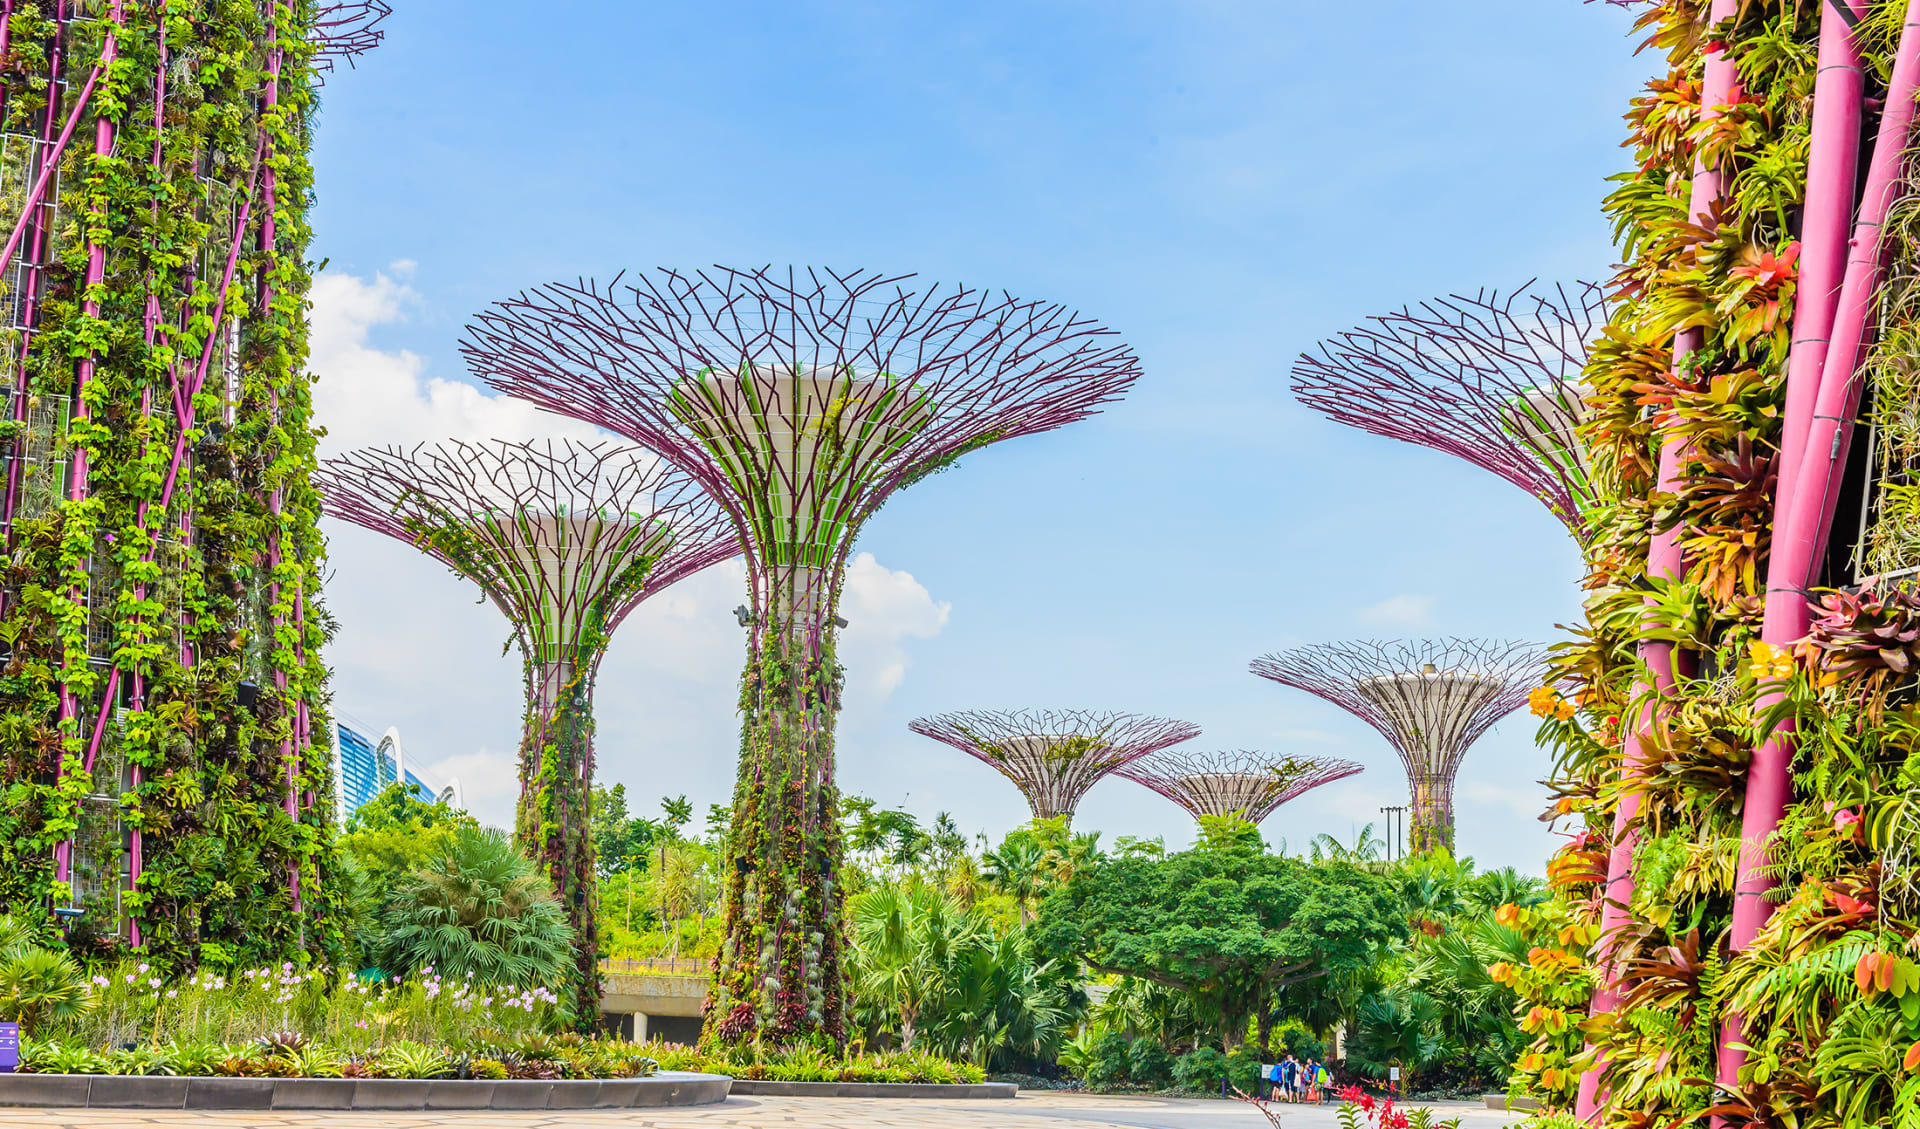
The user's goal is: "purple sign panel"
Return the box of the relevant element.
[0,1022,17,1073]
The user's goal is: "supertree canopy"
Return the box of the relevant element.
[314,439,736,1014]
[1290,281,1604,542]
[1121,748,1363,826]
[460,266,1140,1046]
[1250,639,1542,854]
[310,2,392,71]
[0,3,386,963]
[909,709,1201,824]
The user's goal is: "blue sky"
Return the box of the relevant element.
[306,1,1649,871]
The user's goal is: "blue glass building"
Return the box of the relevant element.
[330,717,461,822]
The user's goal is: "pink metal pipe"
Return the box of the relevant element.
[53,0,123,888]
[0,17,95,535]
[1574,3,1739,1119]
[1777,2,1873,510]
[1715,0,1920,1106]
[257,6,300,916]
[124,9,172,946]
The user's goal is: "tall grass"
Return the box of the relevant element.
[52,961,560,1052]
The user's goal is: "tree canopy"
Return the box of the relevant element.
[1034,842,1404,1050]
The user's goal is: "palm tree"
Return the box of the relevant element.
[657,795,692,948]
[1310,823,1385,865]
[376,827,575,986]
[982,835,1046,924]
[655,841,716,958]
[1468,866,1548,912]
[1353,989,1445,1091]
[848,885,983,1049]
[0,918,91,1036]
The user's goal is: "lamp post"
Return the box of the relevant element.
[1379,806,1406,863]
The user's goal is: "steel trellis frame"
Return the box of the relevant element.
[459,267,1142,632]
[310,2,391,72]
[1290,281,1605,543]
[909,708,1201,823]
[315,438,738,698]
[1250,639,1544,852]
[1121,748,1363,825]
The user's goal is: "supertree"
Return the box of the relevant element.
[909,709,1201,824]
[1250,639,1543,854]
[311,2,392,71]
[1121,749,1363,827]
[313,438,737,1014]
[0,3,388,961]
[1290,281,1605,543]
[460,266,1140,1046]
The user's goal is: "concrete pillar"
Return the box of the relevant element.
[632,1012,649,1044]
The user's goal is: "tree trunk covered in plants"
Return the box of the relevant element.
[1408,777,1452,856]
[705,592,850,1049]
[517,655,600,1020]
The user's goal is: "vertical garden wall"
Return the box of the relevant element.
[0,1,348,968]
[1507,3,1920,1124]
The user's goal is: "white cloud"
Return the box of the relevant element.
[1358,593,1434,627]
[839,553,952,703]
[308,268,600,454]
[417,748,519,833]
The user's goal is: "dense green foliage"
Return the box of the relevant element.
[1034,831,1404,1056]
[0,0,344,966]
[1505,4,1920,1125]
[374,827,574,989]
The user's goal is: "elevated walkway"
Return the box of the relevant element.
[601,958,707,1043]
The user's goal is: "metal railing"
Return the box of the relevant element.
[599,958,706,976]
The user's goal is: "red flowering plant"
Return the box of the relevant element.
[1798,585,1920,715]
[1331,1084,1461,1129]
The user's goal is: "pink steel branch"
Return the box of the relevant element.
[1121,748,1363,825]
[458,267,1142,636]
[1250,639,1543,845]
[310,2,391,70]
[908,708,1201,822]
[1290,281,1605,543]
[314,439,738,725]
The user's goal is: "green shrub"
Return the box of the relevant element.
[1279,1025,1326,1062]
[1225,1045,1261,1093]
[1086,1030,1132,1086]
[0,944,93,1035]
[376,828,575,989]
[1173,1046,1226,1091]
[1128,1039,1174,1087]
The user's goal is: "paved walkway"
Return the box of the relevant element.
[0,1092,1524,1129]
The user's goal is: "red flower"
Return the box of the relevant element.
[1729,243,1799,293]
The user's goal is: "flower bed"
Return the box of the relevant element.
[643,1042,986,1085]
[18,1032,658,1082]
[15,962,652,1081]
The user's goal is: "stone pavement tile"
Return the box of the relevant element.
[0,1094,1525,1129]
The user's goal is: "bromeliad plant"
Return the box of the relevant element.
[1510,3,1920,1127]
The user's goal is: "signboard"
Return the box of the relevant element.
[1388,1065,1401,1090]
[0,1022,17,1074]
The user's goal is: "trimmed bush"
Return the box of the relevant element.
[1173,1046,1226,1091]
[1128,1039,1174,1087]
[1086,1030,1133,1086]
[1225,1045,1261,1093]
